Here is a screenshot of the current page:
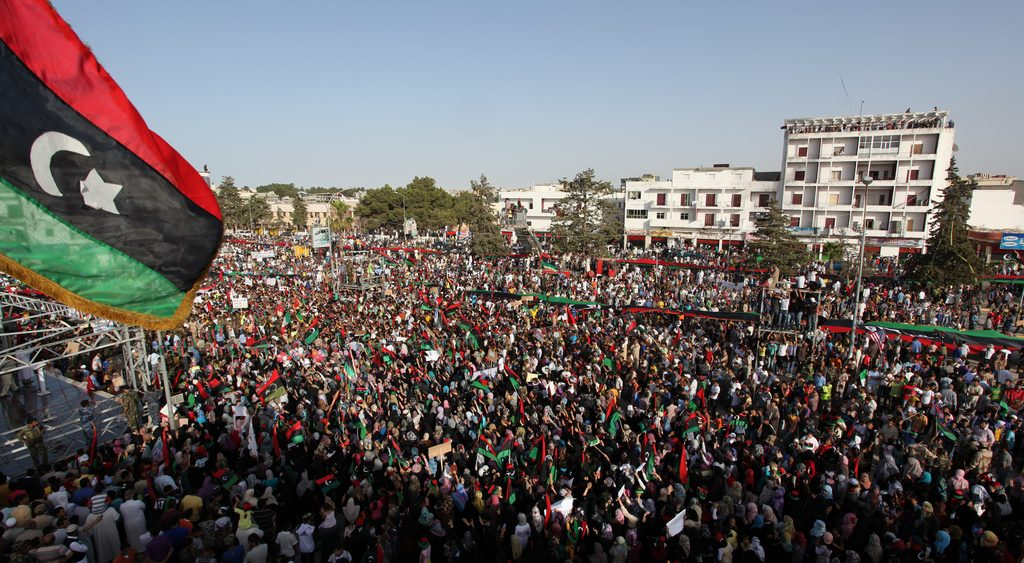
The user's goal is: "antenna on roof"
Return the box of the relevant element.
[839,73,853,113]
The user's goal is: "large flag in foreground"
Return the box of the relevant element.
[0,1,222,328]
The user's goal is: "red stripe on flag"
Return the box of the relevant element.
[0,1,221,219]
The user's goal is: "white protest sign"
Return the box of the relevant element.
[311,227,332,249]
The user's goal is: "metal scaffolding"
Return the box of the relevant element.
[0,291,153,474]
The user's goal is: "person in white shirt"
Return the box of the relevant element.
[275,525,298,559]
[296,515,316,563]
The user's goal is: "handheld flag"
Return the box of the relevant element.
[0,1,223,329]
[255,370,287,404]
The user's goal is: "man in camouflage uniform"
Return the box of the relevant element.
[16,418,47,466]
[120,388,143,431]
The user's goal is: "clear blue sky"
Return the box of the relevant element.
[52,0,1024,191]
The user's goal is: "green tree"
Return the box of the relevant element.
[357,177,459,232]
[356,185,405,231]
[402,176,456,230]
[904,158,989,286]
[470,174,498,203]
[820,240,852,276]
[245,196,273,230]
[215,178,245,230]
[746,201,811,275]
[255,183,300,199]
[550,168,616,256]
[453,178,507,257]
[330,200,355,233]
[291,197,308,230]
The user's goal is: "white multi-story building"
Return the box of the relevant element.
[496,183,624,234]
[621,166,780,248]
[780,110,955,256]
[965,173,1024,260]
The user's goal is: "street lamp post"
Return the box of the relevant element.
[849,176,873,359]
[400,194,407,241]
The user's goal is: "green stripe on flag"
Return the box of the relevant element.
[938,424,957,442]
[477,448,497,462]
[0,178,185,317]
[608,411,622,439]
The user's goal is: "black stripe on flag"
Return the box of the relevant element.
[0,41,221,291]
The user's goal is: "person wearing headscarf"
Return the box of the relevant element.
[863,533,883,563]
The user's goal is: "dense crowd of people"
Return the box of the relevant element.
[1,237,1023,563]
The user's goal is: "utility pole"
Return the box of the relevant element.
[156,330,177,430]
[849,176,873,359]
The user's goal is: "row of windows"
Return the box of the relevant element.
[627,210,742,227]
[794,169,923,182]
[786,192,927,206]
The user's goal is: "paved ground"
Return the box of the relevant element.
[0,375,127,475]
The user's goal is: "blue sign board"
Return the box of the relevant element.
[1000,233,1024,250]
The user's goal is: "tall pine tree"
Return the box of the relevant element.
[905,158,988,285]
[746,201,810,275]
[550,169,618,256]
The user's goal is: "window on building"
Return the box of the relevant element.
[732,194,742,207]
[828,193,840,206]
[907,169,920,181]
[680,212,690,220]
[831,170,842,181]
[911,142,923,155]
[906,194,918,207]
[627,191,641,200]
[792,193,803,205]
[907,218,916,231]
[656,212,666,219]
[681,194,691,206]
[705,194,717,206]
[789,216,801,228]
[877,193,888,205]
[797,146,808,157]
[858,135,900,152]
[758,194,771,207]
[528,202,534,209]
[824,217,836,229]
[656,193,666,206]
[705,214,715,226]
[730,214,740,227]
[865,218,875,230]
[794,170,806,181]
[626,209,648,219]
[854,194,863,208]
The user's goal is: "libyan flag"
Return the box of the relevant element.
[256,370,287,404]
[0,2,222,329]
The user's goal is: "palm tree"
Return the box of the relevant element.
[330,201,354,234]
